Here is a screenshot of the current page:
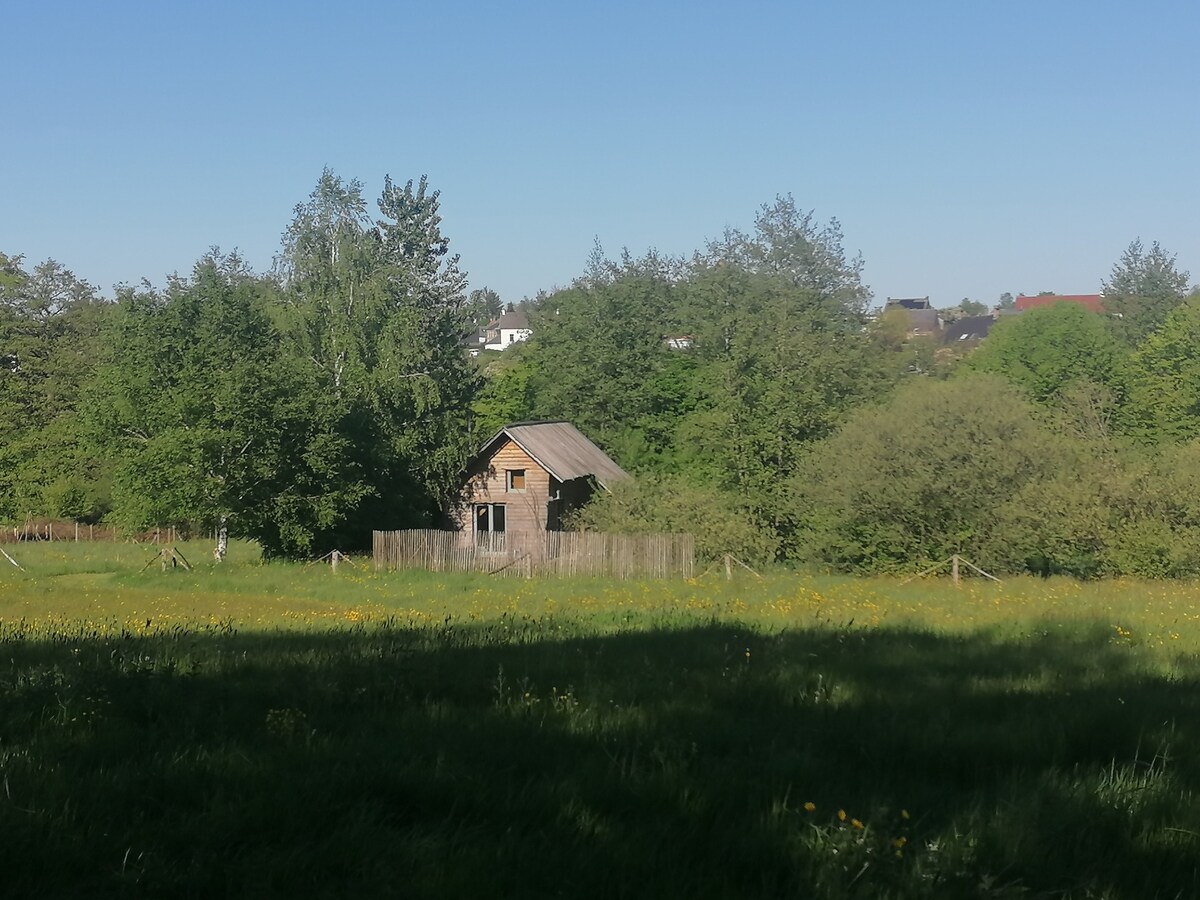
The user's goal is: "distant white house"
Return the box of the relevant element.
[482,310,531,352]
[463,309,534,357]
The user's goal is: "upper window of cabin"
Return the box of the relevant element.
[507,469,526,492]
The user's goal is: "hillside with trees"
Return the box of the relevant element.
[2,175,1198,574]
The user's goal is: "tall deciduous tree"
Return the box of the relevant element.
[87,251,335,557]
[0,252,111,522]
[465,287,503,325]
[523,250,688,465]
[703,195,871,322]
[277,168,378,396]
[675,263,888,543]
[675,194,888,544]
[367,174,478,518]
[274,170,478,546]
[1123,296,1200,443]
[964,302,1130,404]
[1103,239,1192,344]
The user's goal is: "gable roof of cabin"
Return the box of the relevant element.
[476,421,630,489]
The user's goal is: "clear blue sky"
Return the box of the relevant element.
[5,0,1198,308]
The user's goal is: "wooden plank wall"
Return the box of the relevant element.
[373,530,695,580]
[455,439,553,535]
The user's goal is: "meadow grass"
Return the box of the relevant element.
[2,542,1200,897]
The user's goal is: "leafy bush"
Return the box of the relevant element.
[995,442,1200,578]
[569,474,780,563]
[963,302,1130,404]
[790,375,1065,573]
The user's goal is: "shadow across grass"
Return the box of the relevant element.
[2,617,1199,899]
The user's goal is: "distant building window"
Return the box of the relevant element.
[507,469,526,492]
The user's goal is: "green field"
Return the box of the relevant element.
[3,542,1200,898]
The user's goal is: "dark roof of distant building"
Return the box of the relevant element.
[1015,294,1104,313]
[906,308,941,332]
[460,327,487,347]
[493,310,530,329]
[942,315,995,344]
[885,296,932,310]
[476,421,630,489]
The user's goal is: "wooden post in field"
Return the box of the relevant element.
[952,554,961,586]
[75,521,79,542]
[724,554,733,581]
[89,524,94,541]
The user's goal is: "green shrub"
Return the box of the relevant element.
[790,375,1064,572]
[569,474,780,563]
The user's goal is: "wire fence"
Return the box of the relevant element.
[1,520,187,544]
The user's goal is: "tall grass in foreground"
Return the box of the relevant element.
[1,543,1200,897]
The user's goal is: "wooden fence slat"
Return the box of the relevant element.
[371,529,694,580]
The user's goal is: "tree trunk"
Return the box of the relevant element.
[214,517,228,562]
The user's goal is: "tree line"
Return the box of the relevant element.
[2,171,1197,573]
[479,214,1198,577]
[1,171,475,557]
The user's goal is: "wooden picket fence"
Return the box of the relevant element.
[373,529,695,580]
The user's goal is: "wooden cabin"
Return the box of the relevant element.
[450,421,629,546]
